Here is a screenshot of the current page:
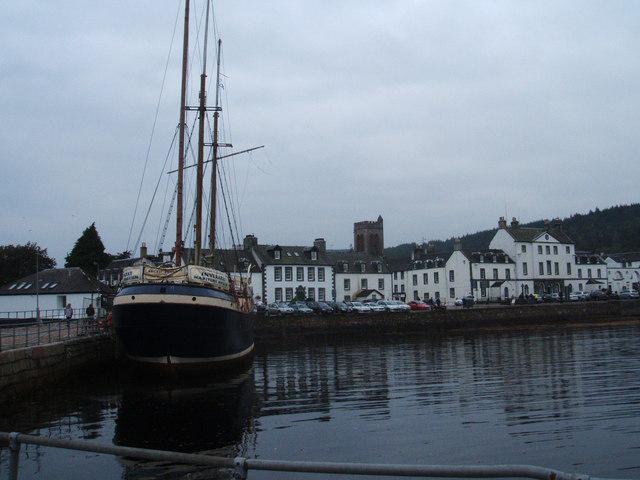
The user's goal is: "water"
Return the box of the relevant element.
[2,323,640,479]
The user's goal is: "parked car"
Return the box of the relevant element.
[368,302,386,312]
[265,302,294,316]
[588,290,608,301]
[306,301,334,315]
[455,295,475,308]
[335,301,353,312]
[620,290,639,299]
[407,300,429,311]
[392,301,411,312]
[376,300,403,312]
[289,302,313,314]
[542,293,560,303]
[350,301,372,313]
[573,291,589,301]
[568,292,581,302]
[324,301,348,313]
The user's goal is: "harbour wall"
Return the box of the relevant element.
[255,300,640,339]
[0,335,116,405]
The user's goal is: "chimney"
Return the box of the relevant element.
[510,217,519,228]
[313,238,326,253]
[552,218,562,229]
[426,242,436,254]
[140,242,147,258]
[498,217,507,229]
[543,219,550,226]
[453,237,462,251]
[243,234,258,251]
[411,243,421,260]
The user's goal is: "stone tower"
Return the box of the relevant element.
[354,215,384,256]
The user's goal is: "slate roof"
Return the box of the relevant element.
[179,248,262,273]
[386,258,411,273]
[251,245,332,266]
[407,252,451,270]
[575,251,607,265]
[326,250,389,274]
[607,252,640,264]
[353,289,384,299]
[0,268,112,296]
[503,226,574,244]
[465,249,515,264]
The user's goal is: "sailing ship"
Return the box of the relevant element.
[112,0,255,367]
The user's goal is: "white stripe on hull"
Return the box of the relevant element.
[127,343,255,365]
[114,292,237,311]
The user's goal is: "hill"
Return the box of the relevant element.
[384,203,640,260]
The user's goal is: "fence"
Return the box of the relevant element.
[0,307,106,323]
[0,317,107,352]
[0,432,627,480]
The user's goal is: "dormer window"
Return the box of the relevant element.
[311,251,317,261]
[377,263,383,273]
[360,263,366,273]
[343,262,348,272]
[274,250,281,260]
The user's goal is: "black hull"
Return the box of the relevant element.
[113,283,254,368]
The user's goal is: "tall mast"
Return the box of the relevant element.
[209,39,222,254]
[194,0,211,265]
[174,0,190,266]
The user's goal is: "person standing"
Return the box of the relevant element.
[85,303,95,334]
[64,303,73,336]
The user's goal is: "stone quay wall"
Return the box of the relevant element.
[255,300,640,339]
[0,335,116,405]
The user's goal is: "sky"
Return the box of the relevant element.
[1,1,639,265]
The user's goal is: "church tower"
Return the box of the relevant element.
[353,215,384,256]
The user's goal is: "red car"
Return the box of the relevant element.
[408,301,430,311]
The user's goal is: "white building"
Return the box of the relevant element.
[328,251,392,301]
[245,236,334,303]
[467,250,517,302]
[573,252,608,293]
[0,268,110,317]
[489,217,578,297]
[605,253,640,294]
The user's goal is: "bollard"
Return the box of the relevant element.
[8,432,21,480]
[233,457,248,480]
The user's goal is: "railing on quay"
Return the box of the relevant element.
[0,432,629,480]
[0,307,98,322]
[0,317,107,353]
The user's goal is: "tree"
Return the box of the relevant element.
[294,285,306,301]
[65,223,111,276]
[0,243,56,286]
[110,250,132,261]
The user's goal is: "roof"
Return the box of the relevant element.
[0,268,112,296]
[586,279,605,285]
[575,252,607,265]
[407,252,451,271]
[251,244,332,266]
[326,250,389,274]
[386,258,411,273]
[354,289,384,299]
[503,226,574,244]
[606,252,640,264]
[210,249,262,273]
[465,249,515,264]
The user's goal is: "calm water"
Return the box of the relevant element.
[2,323,640,479]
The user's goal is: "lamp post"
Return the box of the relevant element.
[36,253,41,324]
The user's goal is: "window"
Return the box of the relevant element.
[434,272,439,284]
[57,295,66,309]
[297,267,304,281]
[424,292,430,300]
[538,245,543,254]
[308,267,315,281]
[546,260,551,275]
[539,262,544,275]
[554,262,559,275]
[285,267,292,281]
[394,284,398,293]
[361,278,368,289]
[579,283,583,291]
[521,245,527,253]
[378,278,384,290]
[449,288,455,298]
[285,288,293,301]
[412,274,418,286]
[567,263,572,275]
[360,263,366,273]
[275,288,282,302]
[481,285,486,297]
[493,268,498,280]
[377,263,383,273]
[423,273,428,284]
[318,267,325,282]
[588,269,592,278]
[274,267,282,281]
[523,262,528,276]
[400,272,404,280]
[308,287,316,300]
[578,268,582,278]
[318,288,326,301]
[480,269,485,279]
[546,245,551,255]
[343,262,349,273]
[413,290,419,300]
[311,251,317,261]
[394,272,397,279]
[400,284,405,293]
[506,269,511,280]
[344,279,351,291]
[553,246,558,255]
[435,291,440,299]
[449,270,455,282]
[566,246,570,254]
[274,250,281,260]
[344,295,351,301]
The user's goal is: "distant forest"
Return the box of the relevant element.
[384,203,640,260]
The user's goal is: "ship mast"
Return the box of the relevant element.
[194,0,211,265]
[208,39,222,255]
[174,0,190,267]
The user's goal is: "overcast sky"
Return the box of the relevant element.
[2,1,639,264]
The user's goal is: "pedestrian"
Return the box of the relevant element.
[64,303,73,335]
[85,303,95,334]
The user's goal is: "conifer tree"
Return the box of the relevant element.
[0,243,56,285]
[64,223,111,276]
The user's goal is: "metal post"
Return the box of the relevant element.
[234,457,248,480]
[37,321,41,346]
[8,432,21,480]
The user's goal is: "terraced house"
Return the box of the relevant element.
[328,250,391,301]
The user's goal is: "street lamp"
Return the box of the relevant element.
[36,252,41,324]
